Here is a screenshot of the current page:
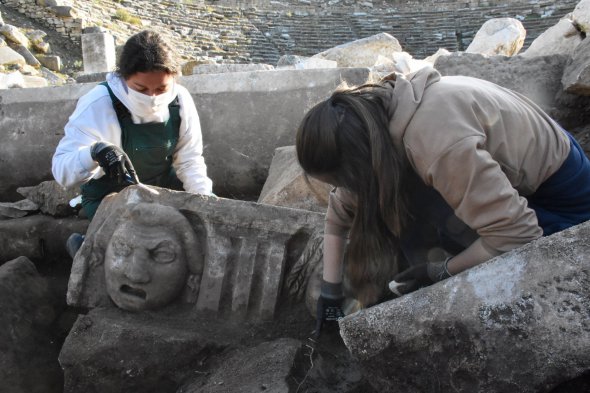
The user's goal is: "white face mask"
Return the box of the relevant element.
[125,83,176,118]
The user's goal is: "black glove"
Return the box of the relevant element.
[314,280,344,338]
[389,258,452,296]
[91,142,139,186]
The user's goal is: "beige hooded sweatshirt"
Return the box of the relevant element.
[325,67,570,259]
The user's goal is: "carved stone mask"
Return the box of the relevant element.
[104,204,196,311]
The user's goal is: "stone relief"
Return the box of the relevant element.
[67,185,325,320]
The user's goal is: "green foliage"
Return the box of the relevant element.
[114,8,142,25]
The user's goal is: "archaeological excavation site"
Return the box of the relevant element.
[1,0,590,392]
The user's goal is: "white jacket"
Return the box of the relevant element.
[52,73,213,195]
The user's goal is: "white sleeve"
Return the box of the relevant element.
[51,86,122,188]
[173,87,213,195]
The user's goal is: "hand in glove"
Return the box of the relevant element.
[314,280,344,338]
[91,142,139,186]
[389,258,452,297]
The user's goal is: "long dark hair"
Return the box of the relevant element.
[296,81,409,306]
[117,30,179,79]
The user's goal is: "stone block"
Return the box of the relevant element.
[258,145,331,213]
[66,185,324,320]
[277,54,337,69]
[59,307,238,393]
[434,52,566,114]
[0,214,89,262]
[0,199,38,219]
[0,257,62,393]
[562,37,590,96]
[192,63,274,75]
[37,54,61,72]
[0,24,30,47]
[573,0,590,33]
[22,74,48,88]
[466,17,526,56]
[311,32,402,67]
[81,32,115,74]
[340,220,590,393]
[521,18,583,59]
[17,180,78,217]
[0,45,25,67]
[14,44,41,67]
[51,6,78,18]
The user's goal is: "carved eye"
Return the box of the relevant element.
[112,238,132,257]
[151,242,176,264]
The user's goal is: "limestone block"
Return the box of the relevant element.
[32,40,50,54]
[466,17,526,56]
[340,220,590,392]
[0,24,30,47]
[66,185,324,320]
[0,257,62,393]
[40,66,65,85]
[0,46,25,67]
[562,37,590,96]
[258,145,331,213]
[183,338,302,392]
[22,75,49,88]
[0,215,89,261]
[37,54,61,72]
[573,0,590,33]
[59,307,239,393]
[15,44,41,67]
[0,199,38,219]
[0,70,24,89]
[52,6,78,18]
[311,32,402,67]
[434,52,566,112]
[276,54,337,69]
[26,29,47,46]
[521,18,583,58]
[192,63,274,75]
[81,32,116,74]
[17,180,79,217]
[75,71,108,83]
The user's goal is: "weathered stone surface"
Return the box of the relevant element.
[51,5,78,18]
[0,256,62,393]
[277,54,337,69]
[74,71,108,83]
[0,24,30,47]
[182,338,302,392]
[573,0,590,33]
[17,180,79,217]
[0,199,38,219]
[311,32,402,67]
[22,74,48,88]
[59,307,237,393]
[67,185,324,320]
[434,52,567,114]
[37,54,61,72]
[340,220,590,393]
[0,45,25,67]
[521,18,583,58]
[81,32,115,74]
[466,17,526,56]
[0,68,370,202]
[0,215,89,262]
[562,37,590,96]
[258,145,330,213]
[14,44,41,67]
[192,63,274,74]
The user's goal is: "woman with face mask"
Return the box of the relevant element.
[53,30,214,258]
[52,30,213,223]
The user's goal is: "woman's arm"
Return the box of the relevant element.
[322,233,347,283]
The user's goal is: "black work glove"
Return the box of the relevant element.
[91,142,139,186]
[389,258,452,297]
[314,280,344,338]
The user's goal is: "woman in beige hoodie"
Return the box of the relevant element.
[296,67,590,333]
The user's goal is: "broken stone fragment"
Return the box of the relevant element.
[562,37,590,96]
[311,32,402,67]
[0,199,38,219]
[466,17,526,56]
[17,180,79,217]
[339,220,590,392]
[67,185,324,321]
[0,24,30,47]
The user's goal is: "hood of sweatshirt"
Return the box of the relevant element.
[384,66,441,147]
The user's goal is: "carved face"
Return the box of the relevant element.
[104,222,188,311]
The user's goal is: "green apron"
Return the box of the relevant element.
[81,82,183,219]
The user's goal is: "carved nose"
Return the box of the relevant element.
[124,253,150,283]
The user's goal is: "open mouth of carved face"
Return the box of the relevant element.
[120,285,147,300]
